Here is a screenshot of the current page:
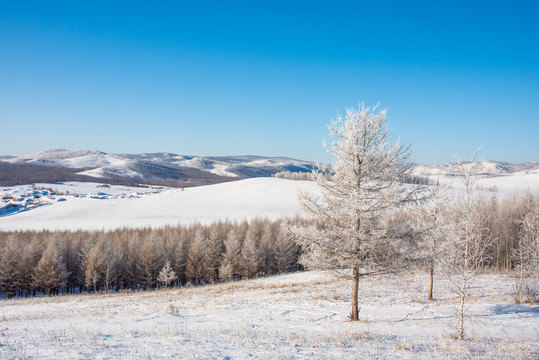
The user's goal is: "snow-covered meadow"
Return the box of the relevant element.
[0,182,168,217]
[0,270,537,359]
[1,170,539,231]
[0,178,318,231]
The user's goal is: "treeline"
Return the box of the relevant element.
[0,191,537,300]
[0,218,303,298]
[405,190,538,272]
[446,190,537,271]
[273,171,313,181]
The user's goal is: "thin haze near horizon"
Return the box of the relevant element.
[1,1,538,164]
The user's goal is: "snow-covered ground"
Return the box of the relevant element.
[0,182,168,217]
[412,161,539,198]
[0,271,536,359]
[1,172,538,231]
[0,178,317,231]
[435,173,539,199]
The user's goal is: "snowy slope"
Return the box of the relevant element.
[1,172,538,231]
[412,162,539,198]
[5,149,315,181]
[0,271,536,359]
[0,178,318,231]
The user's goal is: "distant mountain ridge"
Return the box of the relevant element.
[0,149,315,187]
[1,149,537,187]
[412,160,539,178]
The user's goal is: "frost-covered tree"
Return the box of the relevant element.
[274,224,297,274]
[80,238,104,293]
[417,178,449,301]
[157,260,177,289]
[290,103,422,321]
[185,228,207,285]
[513,201,539,303]
[241,225,261,278]
[138,232,162,290]
[440,152,484,339]
[219,229,243,281]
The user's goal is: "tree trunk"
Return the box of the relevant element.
[428,266,434,300]
[351,265,360,321]
[458,284,466,339]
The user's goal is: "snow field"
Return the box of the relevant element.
[0,271,537,359]
[0,178,318,231]
[2,173,538,231]
[0,182,167,217]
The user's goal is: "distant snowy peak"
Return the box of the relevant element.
[14,149,105,162]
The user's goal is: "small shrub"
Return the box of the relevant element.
[167,303,180,316]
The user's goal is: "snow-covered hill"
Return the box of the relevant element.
[0,178,318,231]
[412,160,539,197]
[4,149,538,190]
[3,149,315,183]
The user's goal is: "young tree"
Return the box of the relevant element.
[441,151,483,339]
[513,200,539,303]
[417,178,449,301]
[157,260,177,289]
[290,103,422,321]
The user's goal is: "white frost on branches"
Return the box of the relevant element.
[289,103,424,320]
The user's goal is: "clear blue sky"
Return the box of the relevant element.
[1,1,538,163]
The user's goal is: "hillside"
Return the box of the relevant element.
[0,178,318,231]
[2,149,315,187]
[0,270,536,359]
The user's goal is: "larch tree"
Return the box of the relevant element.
[80,238,104,293]
[274,224,297,274]
[185,228,207,285]
[0,235,21,298]
[241,225,261,279]
[219,228,243,281]
[204,226,223,283]
[290,103,422,321]
[32,242,69,296]
[19,243,38,297]
[418,178,449,301]
[138,231,162,290]
[157,260,177,289]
